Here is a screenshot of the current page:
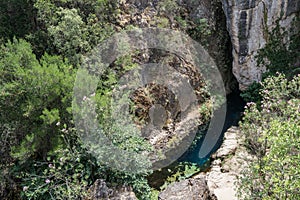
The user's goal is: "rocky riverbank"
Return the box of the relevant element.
[205,126,252,200]
[159,126,252,200]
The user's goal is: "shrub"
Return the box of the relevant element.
[242,17,299,104]
[238,74,300,199]
[0,38,75,160]
[18,145,99,199]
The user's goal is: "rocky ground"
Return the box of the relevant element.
[204,126,252,200]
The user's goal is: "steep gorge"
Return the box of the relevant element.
[1,0,299,199]
[124,0,300,91]
[85,1,300,199]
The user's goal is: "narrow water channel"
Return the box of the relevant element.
[178,91,246,164]
[148,91,245,188]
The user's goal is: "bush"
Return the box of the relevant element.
[29,0,115,65]
[0,38,78,198]
[257,19,300,76]
[0,38,75,160]
[240,81,262,104]
[242,17,299,104]
[238,74,300,199]
[18,145,99,199]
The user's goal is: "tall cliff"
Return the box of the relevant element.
[222,0,300,90]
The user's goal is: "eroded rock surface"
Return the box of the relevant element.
[159,175,217,200]
[116,0,238,94]
[204,126,252,200]
[222,0,300,90]
[85,179,137,200]
[111,0,239,169]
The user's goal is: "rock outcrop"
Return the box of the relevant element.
[181,0,238,93]
[158,175,217,200]
[222,0,300,90]
[85,179,137,200]
[116,0,238,94]
[113,0,236,169]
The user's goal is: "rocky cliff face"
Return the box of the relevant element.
[222,0,300,90]
[182,0,238,93]
[116,0,238,94]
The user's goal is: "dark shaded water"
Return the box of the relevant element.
[178,91,246,165]
[147,92,245,188]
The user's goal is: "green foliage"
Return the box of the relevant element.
[153,16,170,28]
[240,81,262,104]
[199,100,213,123]
[158,0,180,17]
[188,18,211,46]
[0,38,75,160]
[238,74,300,199]
[242,17,299,103]
[160,162,201,190]
[47,8,90,65]
[150,189,160,200]
[5,1,299,199]
[28,0,115,64]
[0,1,217,199]
[257,17,300,76]
[72,54,153,198]
[15,139,101,200]
[74,76,152,176]
[175,15,188,29]
[103,168,152,200]
[0,0,36,39]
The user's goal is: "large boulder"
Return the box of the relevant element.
[159,175,217,200]
[85,179,137,200]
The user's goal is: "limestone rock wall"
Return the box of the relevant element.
[184,0,238,93]
[222,0,300,90]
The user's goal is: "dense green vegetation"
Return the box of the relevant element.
[238,18,300,199]
[0,0,217,199]
[0,0,299,199]
[238,74,300,199]
[241,18,300,103]
[0,1,152,199]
